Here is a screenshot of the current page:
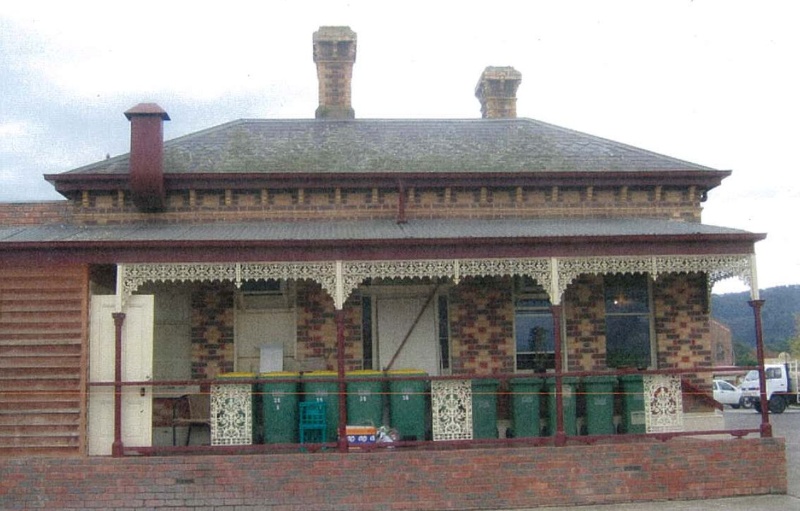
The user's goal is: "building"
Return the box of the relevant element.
[0,26,785,510]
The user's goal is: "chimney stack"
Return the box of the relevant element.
[475,66,522,119]
[124,103,170,211]
[313,26,357,119]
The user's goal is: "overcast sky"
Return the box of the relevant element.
[1,1,798,294]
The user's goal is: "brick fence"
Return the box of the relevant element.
[0,438,786,510]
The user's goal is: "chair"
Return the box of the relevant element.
[172,394,211,446]
[298,401,327,443]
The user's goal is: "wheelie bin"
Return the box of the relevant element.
[618,374,646,434]
[582,376,617,435]
[510,377,544,437]
[302,371,339,442]
[472,378,500,439]
[346,370,384,427]
[387,369,428,441]
[545,376,578,437]
[258,371,300,443]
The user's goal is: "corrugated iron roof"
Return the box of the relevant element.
[0,218,751,245]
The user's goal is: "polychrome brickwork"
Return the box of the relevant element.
[190,283,235,379]
[564,274,607,372]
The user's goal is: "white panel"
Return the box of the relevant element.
[236,309,296,373]
[88,295,154,455]
[376,296,438,374]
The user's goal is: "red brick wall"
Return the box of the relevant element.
[449,277,514,375]
[296,282,363,371]
[190,283,235,379]
[564,274,607,371]
[0,438,785,510]
[19,185,703,225]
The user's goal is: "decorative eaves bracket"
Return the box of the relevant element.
[116,253,756,311]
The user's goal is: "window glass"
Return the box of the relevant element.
[604,274,652,369]
[514,279,553,371]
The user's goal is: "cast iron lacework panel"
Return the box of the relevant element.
[644,374,684,433]
[118,254,752,309]
[431,380,472,441]
[210,383,253,446]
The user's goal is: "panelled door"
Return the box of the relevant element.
[88,295,154,455]
[376,294,439,375]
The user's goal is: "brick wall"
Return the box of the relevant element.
[296,281,363,371]
[190,283,235,379]
[564,274,607,371]
[0,438,785,510]
[449,277,514,374]
[27,185,703,226]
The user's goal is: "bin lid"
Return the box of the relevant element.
[346,369,383,377]
[386,369,428,376]
[618,374,645,382]
[258,371,300,378]
[510,376,544,386]
[303,370,338,378]
[217,372,256,379]
[583,375,618,384]
[545,376,579,384]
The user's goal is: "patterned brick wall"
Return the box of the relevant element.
[654,272,713,395]
[0,439,785,510]
[190,283,235,379]
[564,274,607,371]
[10,185,703,226]
[449,277,514,374]
[296,281,363,371]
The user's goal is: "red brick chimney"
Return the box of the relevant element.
[313,26,357,119]
[124,103,170,211]
[475,66,522,119]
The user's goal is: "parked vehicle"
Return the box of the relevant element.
[712,379,743,408]
[739,354,800,414]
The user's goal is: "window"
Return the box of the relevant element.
[514,278,554,371]
[604,274,653,369]
[438,295,451,370]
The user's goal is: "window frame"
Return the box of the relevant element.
[603,273,655,370]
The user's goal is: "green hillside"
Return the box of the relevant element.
[711,285,800,354]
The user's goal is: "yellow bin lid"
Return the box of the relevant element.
[386,369,428,376]
[217,372,255,379]
[258,371,300,378]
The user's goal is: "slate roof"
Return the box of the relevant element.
[0,218,753,245]
[57,118,717,176]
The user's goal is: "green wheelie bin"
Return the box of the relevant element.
[258,371,300,443]
[582,375,617,435]
[618,374,646,434]
[472,378,500,439]
[346,370,384,427]
[302,371,340,442]
[510,377,544,437]
[545,376,578,437]
[387,369,428,441]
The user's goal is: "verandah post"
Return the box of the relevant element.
[111,312,126,457]
[550,304,566,446]
[335,309,348,452]
[749,299,772,437]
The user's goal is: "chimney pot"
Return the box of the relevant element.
[124,103,169,211]
[475,66,522,119]
[313,26,357,119]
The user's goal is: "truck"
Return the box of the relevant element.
[739,354,800,414]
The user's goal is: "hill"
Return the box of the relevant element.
[711,285,800,352]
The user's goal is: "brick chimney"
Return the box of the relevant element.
[313,26,357,119]
[124,103,170,211]
[475,66,522,119]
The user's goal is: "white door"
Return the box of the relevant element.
[88,295,154,455]
[376,296,439,375]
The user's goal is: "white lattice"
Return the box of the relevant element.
[118,253,754,310]
[431,380,472,441]
[210,383,253,446]
[644,375,684,433]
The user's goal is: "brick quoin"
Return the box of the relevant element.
[0,439,785,510]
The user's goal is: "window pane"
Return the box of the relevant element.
[516,313,554,352]
[606,315,651,368]
[604,274,649,313]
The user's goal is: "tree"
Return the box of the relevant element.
[788,313,800,359]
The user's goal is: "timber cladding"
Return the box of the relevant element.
[0,438,786,509]
[0,264,88,455]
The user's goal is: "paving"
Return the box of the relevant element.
[499,408,800,511]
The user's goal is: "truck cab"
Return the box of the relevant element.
[740,358,799,414]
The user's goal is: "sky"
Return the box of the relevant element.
[1,0,798,294]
